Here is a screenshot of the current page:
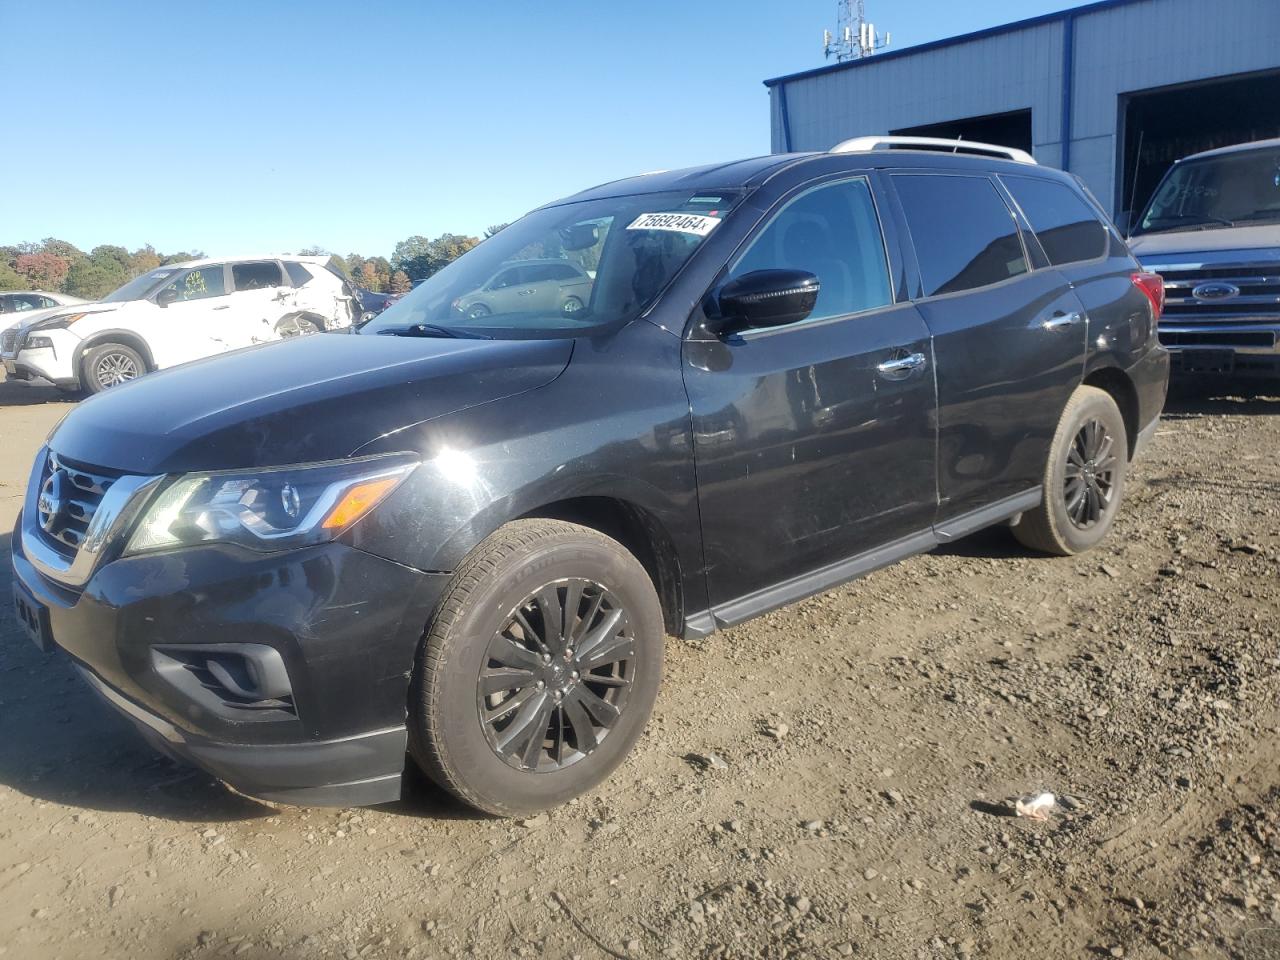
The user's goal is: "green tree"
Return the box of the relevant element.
[392,233,480,282]
[66,253,128,299]
[0,261,24,291]
[484,223,509,239]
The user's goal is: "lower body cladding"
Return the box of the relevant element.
[11,526,447,806]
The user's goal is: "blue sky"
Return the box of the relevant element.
[1,0,1076,259]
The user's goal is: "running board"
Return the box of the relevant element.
[681,488,1041,637]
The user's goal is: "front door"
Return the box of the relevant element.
[145,264,235,368]
[890,172,1086,518]
[684,176,938,618]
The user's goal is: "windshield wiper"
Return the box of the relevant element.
[1141,214,1236,233]
[377,323,491,340]
[1230,210,1280,224]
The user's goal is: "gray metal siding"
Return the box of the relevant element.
[768,0,1280,212]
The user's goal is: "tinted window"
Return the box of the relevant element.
[284,261,313,286]
[1005,175,1108,265]
[0,296,10,313]
[162,265,227,302]
[233,261,284,291]
[11,295,43,311]
[547,263,581,281]
[38,296,57,308]
[894,175,1028,297]
[731,177,892,323]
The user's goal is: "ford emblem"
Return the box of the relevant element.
[1192,281,1241,301]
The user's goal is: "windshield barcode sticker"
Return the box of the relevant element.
[626,213,721,236]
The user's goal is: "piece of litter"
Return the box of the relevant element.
[1015,792,1056,821]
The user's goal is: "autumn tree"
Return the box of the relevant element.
[15,252,71,291]
[390,270,411,294]
[356,262,384,292]
[130,245,162,277]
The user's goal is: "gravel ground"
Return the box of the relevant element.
[0,373,1277,960]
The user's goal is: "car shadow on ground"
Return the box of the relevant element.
[1163,375,1280,417]
[0,530,478,823]
[0,376,76,406]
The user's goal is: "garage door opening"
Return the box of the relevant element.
[1120,69,1280,220]
[892,109,1033,155]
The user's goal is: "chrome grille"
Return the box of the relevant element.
[1,328,19,354]
[1158,263,1280,324]
[37,453,122,558]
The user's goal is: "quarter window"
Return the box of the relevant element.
[894,175,1028,297]
[283,261,314,287]
[1004,175,1109,265]
[730,178,892,323]
[233,261,284,291]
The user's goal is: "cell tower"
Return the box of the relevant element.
[823,0,891,62]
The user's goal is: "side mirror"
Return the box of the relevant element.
[156,288,179,308]
[714,269,820,334]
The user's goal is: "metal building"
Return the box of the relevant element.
[766,0,1280,218]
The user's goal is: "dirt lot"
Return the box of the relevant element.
[0,373,1277,960]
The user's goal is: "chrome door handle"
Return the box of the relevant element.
[1043,311,1083,331]
[876,352,927,380]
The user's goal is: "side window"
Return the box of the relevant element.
[233,261,284,291]
[38,296,58,308]
[893,175,1028,297]
[283,261,313,287]
[0,296,9,313]
[549,263,582,281]
[12,295,41,312]
[489,268,518,289]
[164,265,227,302]
[730,177,892,323]
[1004,175,1109,265]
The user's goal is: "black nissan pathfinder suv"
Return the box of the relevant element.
[11,138,1169,815]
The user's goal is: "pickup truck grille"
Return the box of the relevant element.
[37,452,121,557]
[1159,264,1280,323]
[1,328,19,355]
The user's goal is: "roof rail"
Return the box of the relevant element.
[829,136,1036,165]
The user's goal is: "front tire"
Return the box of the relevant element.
[1012,385,1128,556]
[408,519,664,816]
[82,342,146,394]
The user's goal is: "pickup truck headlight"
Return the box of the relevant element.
[24,335,54,350]
[124,454,417,556]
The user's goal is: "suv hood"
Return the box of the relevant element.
[8,301,119,333]
[1128,222,1280,262]
[50,332,573,474]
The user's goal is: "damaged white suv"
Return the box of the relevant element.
[1,255,361,393]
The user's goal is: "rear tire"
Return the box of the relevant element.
[1012,385,1128,556]
[82,342,146,394]
[408,519,664,816]
[275,315,321,338]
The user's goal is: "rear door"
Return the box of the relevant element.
[889,172,1086,521]
[229,260,293,343]
[685,174,937,617]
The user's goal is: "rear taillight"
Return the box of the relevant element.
[1132,271,1164,321]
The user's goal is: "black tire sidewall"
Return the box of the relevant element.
[1045,391,1128,554]
[83,343,145,394]
[421,534,663,815]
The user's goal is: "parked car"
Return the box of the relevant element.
[353,286,400,318]
[11,138,1168,815]
[453,258,593,319]
[1,255,360,393]
[1126,138,1280,378]
[0,291,87,316]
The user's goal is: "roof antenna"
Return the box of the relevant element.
[824,0,891,62]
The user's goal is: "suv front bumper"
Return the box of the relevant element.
[11,517,448,806]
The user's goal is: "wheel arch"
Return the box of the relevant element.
[515,496,685,639]
[73,331,155,381]
[1081,365,1140,460]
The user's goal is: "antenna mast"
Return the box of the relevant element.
[823,0,891,62]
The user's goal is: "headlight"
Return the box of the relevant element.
[34,312,88,329]
[124,454,417,556]
[24,335,54,349]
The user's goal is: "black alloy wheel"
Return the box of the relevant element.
[479,579,634,772]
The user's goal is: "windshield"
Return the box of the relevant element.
[360,190,741,339]
[101,268,179,303]
[1137,146,1280,235]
